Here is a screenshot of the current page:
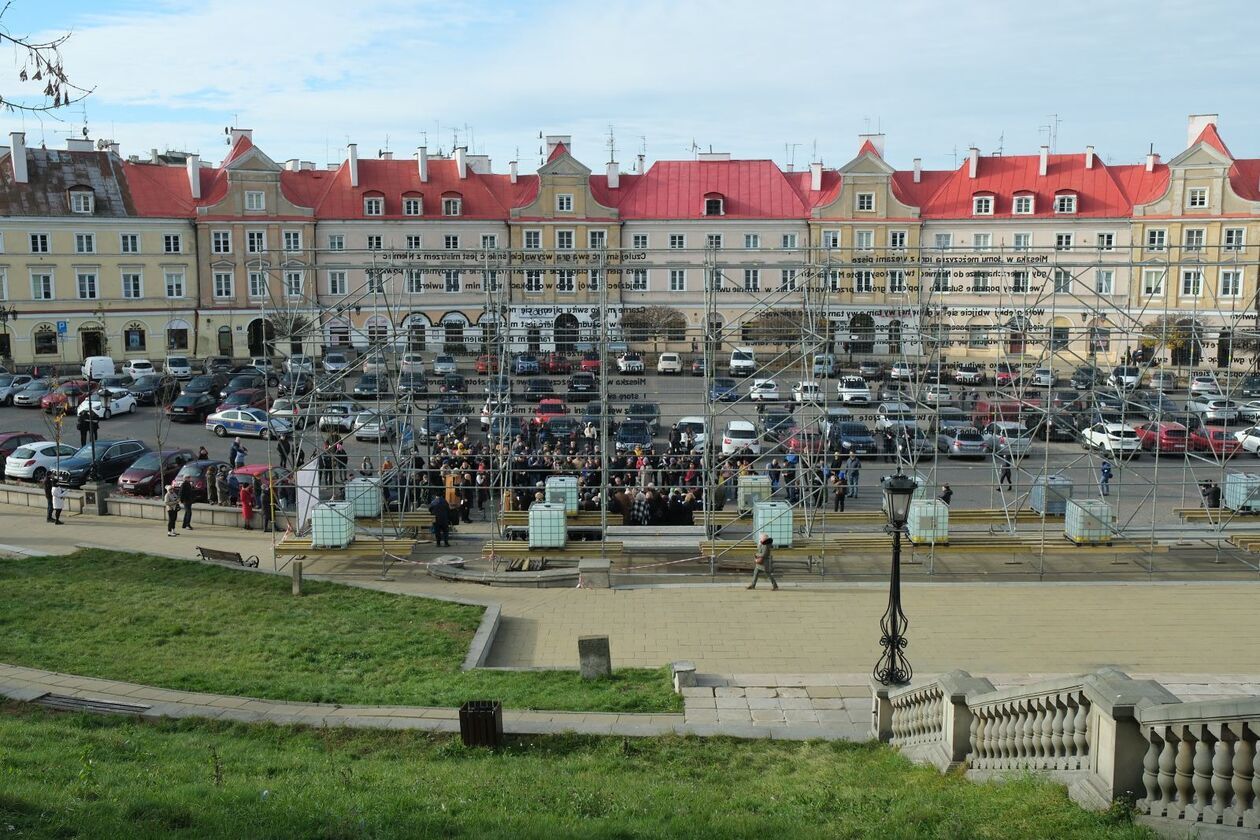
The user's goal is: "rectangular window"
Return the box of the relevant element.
[1013,232,1031,251]
[1184,228,1205,251]
[630,269,647,291]
[406,234,422,250]
[213,271,233,298]
[442,197,461,216]
[972,233,991,251]
[283,230,302,252]
[34,329,57,355]
[403,197,422,216]
[1090,328,1111,353]
[1220,269,1242,298]
[1053,268,1071,293]
[404,270,422,294]
[211,230,232,254]
[70,192,94,214]
[30,233,49,253]
[854,270,873,293]
[484,271,500,292]
[932,270,949,292]
[1224,228,1246,251]
[248,271,267,298]
[1051,326,1070,350]
[1011,270,1029,293]
[163,234,182,254]
[164,270,185,298]
[1096,232,1115,252]
[119,233,139,254]
[781,233,798,249]
[121,272,142,299]
[822,230,840,249]
[555,230,574,250]
[632,233,649,250]
[889,270,906,293]
[669,233,685,250]
[743,269,760,291]
[166,328,189,351]
[366,268,384,292]
[1187,187,1208,208]
[76,271,98,299]
[246,230,265,253]
[669,269,686,291]
[364,197,383,216]
[705,233,723,250]
[525,270,543,293]
[284,270,303,298]
[481,233,498,249]
[856,192,874,211]
[444,234,460,250]
[443,270,460,293]
[972,195,993,215]
[556,270,575,293]
[588,230,606,249]
[827,269,842,292]
[556,193,573,212]
[1013,195,1033,214]
[588,269,601,291]
[329,270,348,296]
[934,233,952,250]
[888,230,907,250]
[1180,269,1202,297]
[1142,268,1165,295]
[1095,269,1114,295]
[124,328,145,352]
[31,270,53,300]
[1146,229,1166,251]
[1055,233,1073,251]
[970,271,989,292]
[245,191,265,211]
[1054,194,1077,214]
[524,230,542,250]
[366,235,382,251]
[327,234,344,252]
[968,325,989,349]
[780,269,798,291]
[854,230,873,251]
[74,233,95,254]
[743,233,760,249]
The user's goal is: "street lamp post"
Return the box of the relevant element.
[873,470,918,686]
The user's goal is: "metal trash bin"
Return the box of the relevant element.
[458,700,503,748]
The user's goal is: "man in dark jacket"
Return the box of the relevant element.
[77,413,90,447]
[179,478,195,530]
[429,494,452,546]
[43,471,55,522]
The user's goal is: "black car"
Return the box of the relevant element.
[1240,374,1260,398]
[220,373,265,399]
[437,394,471,415]
[1026,411,1078,442]
[567,372,597,402]
[614,420,654,453]
[526,378,554,401]
[353,374,389,399]
[829,422,878,456]
[396,372,427,397]
[183,373,227,397]
[128,374,179,406]
[202,355,233,374]
[543,415,580,439]
[166,392,217,422]
[313,374,345,400]
[625,402,660,434]
[278,373,313,396]
[1070,366,1105,390]
[441,373,467,394]
[759,408,797,442]
[53,439,150,487]
[421,411,466,441]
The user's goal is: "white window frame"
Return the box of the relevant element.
[164,269,186,299]
[1012,194,1034,215]
[29,232,49,254]
[1183,228,1205,252]
[1012,233,1031,251]
[404,269,422,295]
[1095,269,1114,295]
[406,234,423,250]
[972,232,992,251]
[888,230,907,250]
[121,271,143,300]
[970,271,990,293]
[1142,268,1166,296]
[163,233,182,254]
[669,268,686,291]
[588,269,601,291]
[556,193,574,212]
[555,230,574,250]
[556,270,576,294]
[211,230,232,254]
[1146,229,1167,251]
[30,269,54,300]
[854,230,873,251]
[76,270,98,300]
[403,197,422,216]
[525,270,543,293]
[1180,268,1203,298]
[668,233,686,250]
[889,269,906,293]
[213,270,234,299]
[444,234,460,250]
[74,232,95,254]
[363,196,384,216]
[248,271,267,298]
[588,230,606,250]
[246,230,265,254]
[705,233,723,250]
[70,191,94,214]
[284,270,304,298]
[327,234,345,252]
[704,197,724,216]
[630,269,647,291]
[442,197,462,216]
[822,230,840,249]
[283,230,302,252]
[1012,270,1029,293]
[780,268,798,291]
[934,233,952,250]
[743,233,760,249]
[443,269,460,293]
[743,269,760,291]
[481,233,499,250]
[1096,232,1115,252]
[1054,194,1077,214]
[855,192,875,211]
[366,234,382,251]
[1054,232,1074,251]
[1219,269,1242,298]
[245,191,265,211]
[1053,268,1072,293]
[827,269,842,292]
[328,270,348,296]
[972,195,994,215]
[781,233,798,249]
[119,233,139,254]
[1224,227,1246,251]
[1187,187,1208,209]
[524,230,542,250]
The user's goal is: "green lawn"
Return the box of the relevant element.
[0,703,1153,840]
[0,550,678,713]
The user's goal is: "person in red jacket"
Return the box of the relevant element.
[239,481,255,530]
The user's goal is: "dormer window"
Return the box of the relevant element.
[704,194,724,216]
[1187,187,1208,209]
[972,194,994,215]
[402,196,422,216]
[556,193,573,212]
[245,191,265,211]
[442,195,462,216]
[69,190,94,214]
[1054,193,1077,214]
[363,196,384,216]
[1012,193,1034,214]
[856,192,875,211]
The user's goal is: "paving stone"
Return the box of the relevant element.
[684,711,720,724]
[715,697,750,709]
[751,709,786,723]
[746,697,783,710]
[681,686,715,698]
[714,687,747,698]
[815,709,853,724]
[717,711,753,724]
[784,709,820,723]
[806,685,843,698]
[811,698,849,710]
[684,697,716,709]
[776,687,809,698]
[777,697,814,710]
[744,687,778,698]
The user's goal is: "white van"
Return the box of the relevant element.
[812,354,838,378]
[81,356,116,380]
[728,347,756,377]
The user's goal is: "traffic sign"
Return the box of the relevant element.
[56,321,68,335]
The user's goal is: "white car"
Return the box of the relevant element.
[269,397,310,429]
[791,381,823,404]
[5,440,77,481]
[875,402,916,431]
[164,356,192,380]
[353,410,398,441]
[433,354,458,375]
[676,416,707,449]
[920,384,954,406]
[1082,422,1142,457]
[889,362,914,381]
[322,352,350,373]
[76,387,137,419]
[1109,366,1142,391]
[1187,396,1240,423]
[952,363,984,385]
[248,356,273,374]
[616,352,645,373]
[721,420,761,455]
[748,379,781,401]
[121,359,155,378]
[362,355,390,375]
[0,374,34,405]
[318,401,366,432]
[1029,368,1056,388]
[1239,401,1260,423]
[1189,375,1222,397]
[983,421,1034,457]
[656,353,682,375]
[1234,426,1260,456]
[286,354,315,374]
[399,352,425,374]
[836,376,871,405]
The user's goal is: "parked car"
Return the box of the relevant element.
[1149,371,1179,392]
[202,355,233,375]
[353,374,390,399]
[1029,368,1057,388]
[41,380,97,413]
[166,392,217,422]
[811,354,838,378]
[484,373,511,396]
[513,354,541,375]
[277,372,313,397]
[1191,427,1243,457]
[0,432,47,476]
[982,420,1034,457]
[119,359,154,379]
[720,420,760,455]
[399,353,425,374]
[525,378,554,401]
[127,374,179,406]
[616,352,645,373]
[396,372,427,397]
[1134,421,1190,455]
[936,426,989,458]
[1233,426,1260,456]
[1080,423,1142,458]
[532,398,568,427]
[829,422,878,457]
[53,439,151,487]
[891,425,933,457]
[792,381,824,404]
[216,387,269,413]
[952,363,984,385]
[1186,395,1239,424]
[361,355,390,375]
[615,420,655,453]
[748,379,781,402]
[11,380,50,408]
[319,402,367,433]
[232,464,294,502]
[875,402,916,431]
[205,407,292,440]
[995,363,1023,387]
[690,356,707,376]
[183,373,227,397]
[656,352,682,375]
[0,374,34,405]
[322,352,350,373]
[1189,375,1223,398]
[920,384,954,406]
[1027,411,1079,442]
[77,387,138,419]
[676,416,707,448]
[566,372,597,402]
[285,354,315,375]
[353,411,404,442]
[269,398,311,430]
[759,408,797,442]
[116,449,197,497]
[1070,365,1105,390]
[888,362,914,382]
[541,353,572,375]
[4,439,75,481]
[219,373,265,400]
[313,374,346,401]
[170,459,230,501]
[709,377,739,402]
[440,373,467,393]
[858,361,884,381]
[247,357,273,374]
[579,351,601,373]
[432,354,458,375]
[474,354,499,374]
[928,406,972,435]
[418,411,467,441]
[625,402,661,434]
[1109,366,1142,391]
[836,376,871,405]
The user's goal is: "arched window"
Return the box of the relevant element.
[124,322,147,352]
[703,192,725,216]
[848,314,875,355]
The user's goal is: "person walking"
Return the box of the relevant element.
[43,472,55,523]
[429,494,452,546]
[180,477,195,530]
[239,481,255,529]
[746,533,779,591]
[277,435,291,470]
[1099,461,1113,497]
[939,483,954,506]
[51,483,67,525]
[162,483,180,536]
[845,454,861,498]
[998,460,1013,490]
[830,471,847,512]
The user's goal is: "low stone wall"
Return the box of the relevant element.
[0,482,83,515]
[105,496,263,528]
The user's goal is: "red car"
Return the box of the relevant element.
[1134,421,1189,454]
[116,448,197,497]
[474,355,500,374]
[170,459,231,502]
[216,388,269,413]
[532,398,567,426]
[541,353,572,375]
[1190,427,1242,456]
[40,380,97,413]
[579,351,602,373]
[786,429,827,454]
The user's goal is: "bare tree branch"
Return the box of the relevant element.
[0,3,94,114]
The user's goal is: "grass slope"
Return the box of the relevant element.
[0,550,678,713]
[0,704,1153,840]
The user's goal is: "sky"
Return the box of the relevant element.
[4,0,1260,174]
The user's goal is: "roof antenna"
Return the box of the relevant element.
[688,138,700,159]
[606,123,616,163]
[995,132,1004,157]
[784,143,800,172]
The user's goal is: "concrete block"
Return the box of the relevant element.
[578,635,612,680]
[671,661,697,692]
[578,558,611,589]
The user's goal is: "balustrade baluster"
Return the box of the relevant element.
[969,706,980,762]
[1249,735,1260,828]
[1000,704,1015,766]
[1020,700,1036,763]
[1190,733,1214,821]
[1050,700,1066,765]
[1140,731,1161,814]
[1071,694,1089,765]
[1174,735,1195,818]
[1158,731,1178,818]
[1211,736,1233,824]
[1039,698,1055,767]
[1225,731,1252,827]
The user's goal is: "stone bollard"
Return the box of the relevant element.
[672,661,697,692]
[578,558,611,588]
[578,635,612,680]
[292,561,303,596]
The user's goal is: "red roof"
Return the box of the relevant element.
[783,170,843,210]
[1109,164,1170,206]
[917,153,1133,218]
[546,142,569,163]
[1192,123,1232,158]
[615,160,809,219]
[123,162,197,216]
[856,138,882,158]
[309,158,514,219]
[221,134,255,166]
[1230,158,1260,201]
[890,169,952,208]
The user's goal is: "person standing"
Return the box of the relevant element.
[162,484,180,536]
[277,435,291,470]
[845,453,861,498]
[830,471,846,512]
[429,494,451,546]
[939,483,954,506]
[746,533,779,591]
[43,472,55,523]
[197,445,209,461]
[206,465,219,506]
[180,477,195,530]
[360,455,374,477]
[1099,461,1113,497]
[51,483,67,525]
[76,412,90,447]
[239,481,255,530]
[215,466,231,507]
[261,481,275,533]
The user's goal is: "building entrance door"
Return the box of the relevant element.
[81,330,104,358]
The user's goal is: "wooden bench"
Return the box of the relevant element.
[1175,507,1233,524]
[196,546,259,568]
[698,540,819,572]
[1228,534,1260,553]
[500,510,607,527]
[481,540,625,571]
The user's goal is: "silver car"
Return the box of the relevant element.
[936,426,989,458]
[11,379,50,407]
[983,421,1033,457]
[1187,396,1239,424]
[0,373,34,405]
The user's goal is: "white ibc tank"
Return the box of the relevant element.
[753,501,793,548]
[1224,473,1260,512]
[907,499,949,545]
[528,502,567,549]
[310,501,355,548]
[346,477,382,518]
[738,474,773,511]
[1065,499,1113,545]
[545,475,579,514]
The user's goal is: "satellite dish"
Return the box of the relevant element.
[224,126,230,135]
[81,126,90,138]
[95,139,108,150]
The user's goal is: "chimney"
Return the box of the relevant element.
[107,141,120,156]
[809,162,823,192]
[300,161,314,171]
[66,138,94,152]
[284,158,299,171]
[1146,152,1160,172]
[1186,113,1219,148]
[544,135,572,159]
[1085,145,1095,169]
[9,131,27,183]
[968,147,979,178]
[1038,145,1049,177]
[229,128,253,145]
[466,154,492,174]
[509,160,518,184]
[379,151,393,160]
[186,154,201,199]
[912,158,922,184]
[347,143,359,187]
[697,152,731,161]
[636,153,645,175]
[455,146,467,179]
[417,146,428,182]
[858,133,886,157]
[603,160,618,189]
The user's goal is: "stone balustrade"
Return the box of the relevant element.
[1137,698,1260,830]
[968,680,1090,773]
